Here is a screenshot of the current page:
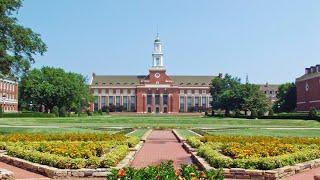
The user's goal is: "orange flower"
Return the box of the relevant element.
[200,171,206,178]
[175,169,180,176]
[117,168,126,177]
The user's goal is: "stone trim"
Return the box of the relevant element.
[172,129,185,143]
[186,141,320,179]
[0,140,146,179]
[189,129,203,137]
[141,129,153,142]
[0,169,14,180]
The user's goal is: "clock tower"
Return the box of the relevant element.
[151,34,164,70]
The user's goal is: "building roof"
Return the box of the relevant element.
[91,75,214,86]
[296,72,320,82]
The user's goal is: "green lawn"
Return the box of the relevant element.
[175,129,200,139]
[0,115,319,129]
[204,128,320,137]
[127,129,148,139]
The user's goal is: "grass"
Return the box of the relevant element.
[127,129,148,138]
[175,129,200,139]
[0,115,319,129]
[205,128,320,137]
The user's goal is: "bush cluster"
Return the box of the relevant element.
[188,135,320,170]
[2,112,56,118]
[107,161,224,180]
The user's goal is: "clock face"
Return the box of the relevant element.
[155,73,161,79]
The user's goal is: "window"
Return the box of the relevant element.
[147,95,152,105]
[101,96,106,112]
[116,96,121,112]
[195,97,200,112]
[155,95,160,105]
[202,96,207,111]
[187,96,192,112]
[163,94,168,105]
[130,96,136,111]
[109,96,114,108]
[123,96,128,111]
[180,96,185,112]
[156,58,160,66]
[94,96,99,112]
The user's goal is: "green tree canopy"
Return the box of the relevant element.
[210,74,269,116]
[273,83,297,113]
[0,0,46,77]
[19,67,92,112]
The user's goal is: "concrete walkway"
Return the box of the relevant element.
[131,130,192,168]
[285,167,320,180]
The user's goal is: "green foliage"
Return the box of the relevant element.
[52,106,59,117]
[0,0,47,77]
[19,67,92,112]
[250,110,258,119]
[308,107,318,120]
[210,74,269,117]
[187,136,203,148]
[268,109,274,116]
[98,109,103,115]
[0,106,3,118]
[59,106,67,117]
[273,83,297,113]
[107,161,224,180]
[2,112,55,118]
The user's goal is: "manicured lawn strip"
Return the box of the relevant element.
[0,127,106,135]
[205,128,320,137]
[0,116,319,129]
[127,129,148,139]
[175,129,199,139]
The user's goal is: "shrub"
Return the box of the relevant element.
[2,112,56,118]
[59,106,67,117]
[250,110,258,119]
[268,109,274,116]
[308,107,318,120]
[107,161,224,180]
[101,145,129,167]
[187,136,203,148]
[52,106,59,117]
[0,106,2,118]
[98,109,103,115]
[86,109,92,116]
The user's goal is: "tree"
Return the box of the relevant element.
[241,83,270,116]
[0,0,47,77]
[273,83,297,113]
[19,67,92,112]
[210,74,243,116]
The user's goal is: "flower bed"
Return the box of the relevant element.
[107,161,224,180]
[188,135,320,170]
[0,132,139,169]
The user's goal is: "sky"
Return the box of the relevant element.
[16,0,320,84]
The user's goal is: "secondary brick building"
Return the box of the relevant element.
[0,78,18,112]
[90,36,213,113]
[296,65,320,111]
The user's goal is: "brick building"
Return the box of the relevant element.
[0,78,18,112]
[259,83,279,103]
[90,36,213,113]
[296,65,320,112]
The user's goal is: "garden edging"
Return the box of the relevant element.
[187,142,320,180]
[0,140,145,179]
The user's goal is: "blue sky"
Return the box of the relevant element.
[17,0,320,84]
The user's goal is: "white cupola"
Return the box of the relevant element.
[151,34,164,69]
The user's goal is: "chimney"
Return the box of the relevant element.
[92,72,96,77]
[317,65,320,72]
[305,68,311,74]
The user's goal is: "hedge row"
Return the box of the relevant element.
[2,112,56,118]
[198,144,320,170]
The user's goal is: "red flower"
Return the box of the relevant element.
[117,168,126,177]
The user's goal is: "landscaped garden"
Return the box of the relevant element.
[0,131,139,169]
[187,134,320,170]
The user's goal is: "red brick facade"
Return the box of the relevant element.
[0,78,18,112]
[296,65,320,111]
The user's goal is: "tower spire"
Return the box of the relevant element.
[151,34,164,70]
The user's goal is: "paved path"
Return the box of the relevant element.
[0,162,49,180]
[285,167,320,180]
[131,130,192,168]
